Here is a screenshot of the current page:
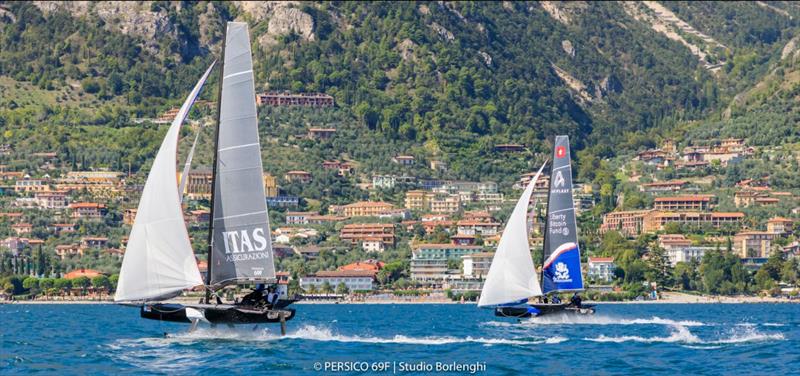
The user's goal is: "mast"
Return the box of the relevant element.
[205,27,227,304]
[540,153,552,292]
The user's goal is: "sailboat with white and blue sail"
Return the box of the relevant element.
[478,135,595,317]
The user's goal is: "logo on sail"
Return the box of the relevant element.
[555,145,566,158]
[554,262,571,282]
[554,170,566,188]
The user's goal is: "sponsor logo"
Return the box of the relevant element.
[221,227,269,254]
[555,146,566,158]
[554,170,565,188]
[554,262,572,282]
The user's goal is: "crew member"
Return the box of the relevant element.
[266,286,279,307]
[570,292,582,308]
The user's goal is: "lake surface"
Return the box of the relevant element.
[2,303,798,375]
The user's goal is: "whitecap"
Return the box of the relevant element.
[584,324,701,344]
[584,324,785,345]
[520,315,704,327]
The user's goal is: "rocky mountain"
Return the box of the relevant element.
[1,1,800,182]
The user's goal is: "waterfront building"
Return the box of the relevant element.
[657,234,710,266]
[734,231,776,259]
[300,270,374,292]
[410,243,483,283]
[587,257,616,282]
[462,252,493,279]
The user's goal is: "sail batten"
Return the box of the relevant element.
[541,135,584,294]
[478,162,547,307]
[114,63,215,302]
[209,22,276,286]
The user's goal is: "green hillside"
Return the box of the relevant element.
[1,1,799,184]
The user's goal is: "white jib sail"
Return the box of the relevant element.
[115,63,215,302]
[478,161,547,307]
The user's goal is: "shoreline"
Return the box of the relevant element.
[3,291,797,305]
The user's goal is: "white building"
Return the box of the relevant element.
[300,270,375,292]
[658,234,710,266]
[587,257,616,282]
[361,239,386,253]
[462,252,494,279]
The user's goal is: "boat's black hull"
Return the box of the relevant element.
[140,302,296,324]
[495,303,596,318]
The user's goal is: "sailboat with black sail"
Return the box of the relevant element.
[115,22,295,329]
[478,136,595,318]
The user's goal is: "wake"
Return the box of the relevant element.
[489,315,705,327]
[583,324,785,346]
[147,325,567,346]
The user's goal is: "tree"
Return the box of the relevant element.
[645,247,673,287]
[22,276,39,297]
[335,282,349,295]
[109,274,119,291]
[305,284,317,295]
[320,281,333,295]
[53,278,72,296]
[781,258,798,286]
[91,275,110,297]
[72,276,91,296]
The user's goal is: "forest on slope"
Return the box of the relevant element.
[1,1,799,187]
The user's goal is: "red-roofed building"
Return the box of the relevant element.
[55,244,82,259]
[336,201,396,217]
[653,195,715,211]
[69,202,106,219]
[338,260,385,274]
[11,223,32,235]
[456,220,500,236]
[641,180,686,193]
[285,170,312,184]
[64,268,105,279]
[340,223,395,247]
[767,217,793,235]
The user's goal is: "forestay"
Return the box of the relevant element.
[209,22,276,286]
[114,63,215,302]
[478,162,547,307]
[541,135,584,294]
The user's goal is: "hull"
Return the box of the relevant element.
[140,302,296,324]
[494,303,596,318]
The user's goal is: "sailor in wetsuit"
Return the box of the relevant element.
[240,284,267,306]
[265,286,280,308]
[570,292,582,308]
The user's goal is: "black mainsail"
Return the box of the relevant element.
[208,22,276,287]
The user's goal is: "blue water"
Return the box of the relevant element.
[2,303,798,375]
